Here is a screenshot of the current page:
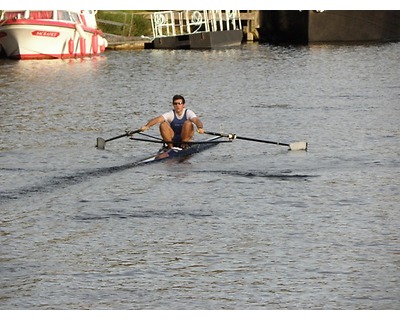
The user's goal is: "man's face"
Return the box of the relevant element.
[173,99,185,114]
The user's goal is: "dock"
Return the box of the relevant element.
[105,34,151,50]
[148,10,243,49]
[101,10,260,50]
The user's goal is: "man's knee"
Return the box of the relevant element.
[183,120,194,130]
[160,121,170,129]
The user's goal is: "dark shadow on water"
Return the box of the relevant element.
[200,170,318,181]
[74,208,213,222]
[0,142,219,202]
[0,160,148,202]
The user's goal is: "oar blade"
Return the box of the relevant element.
[96,137,106,150]
[288,141,308,151]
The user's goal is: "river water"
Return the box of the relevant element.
[1,42,399,310]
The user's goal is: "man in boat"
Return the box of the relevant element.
[140,95,205,149]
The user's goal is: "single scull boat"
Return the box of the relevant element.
[95,129,307,165]
[137,136,227,164]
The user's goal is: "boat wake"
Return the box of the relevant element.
[1,139,221,202]
[1,165,317,202]
[0,160,146,202]
[200,170,317,181]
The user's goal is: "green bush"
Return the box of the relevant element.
[97,11,152,37]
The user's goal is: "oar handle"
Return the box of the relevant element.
[130,137,232,144]
[204,131,236,139]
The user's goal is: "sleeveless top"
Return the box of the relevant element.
[170,109,188,143]
[162,108,197,144]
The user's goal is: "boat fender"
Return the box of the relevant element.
[100,38,107,52]
[92,34,98,54]
[68,38,74,55]
[80,38,86,55]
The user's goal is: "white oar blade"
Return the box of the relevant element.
[289,141,308,151]
[96,137,106,150]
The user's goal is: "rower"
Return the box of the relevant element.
[139,95,205,149]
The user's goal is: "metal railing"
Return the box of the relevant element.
[151,10,242,39]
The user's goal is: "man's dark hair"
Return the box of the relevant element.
[172,95,185,104]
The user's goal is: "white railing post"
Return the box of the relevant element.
[185,10,190,34]
[211,10,216,31]
[179,11,184,35]
[204,10,209,32]
[171,11,176,36]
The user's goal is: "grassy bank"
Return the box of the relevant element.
[97,11,153,37]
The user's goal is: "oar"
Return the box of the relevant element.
[96,129,141,150]
[205,131,308,151]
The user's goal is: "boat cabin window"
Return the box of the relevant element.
[3,11,24,20]
[57,11,71,21]
[70,12,81,23]
[29,11,53,19]
[1,11,53,20]
[57,11,81,23]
